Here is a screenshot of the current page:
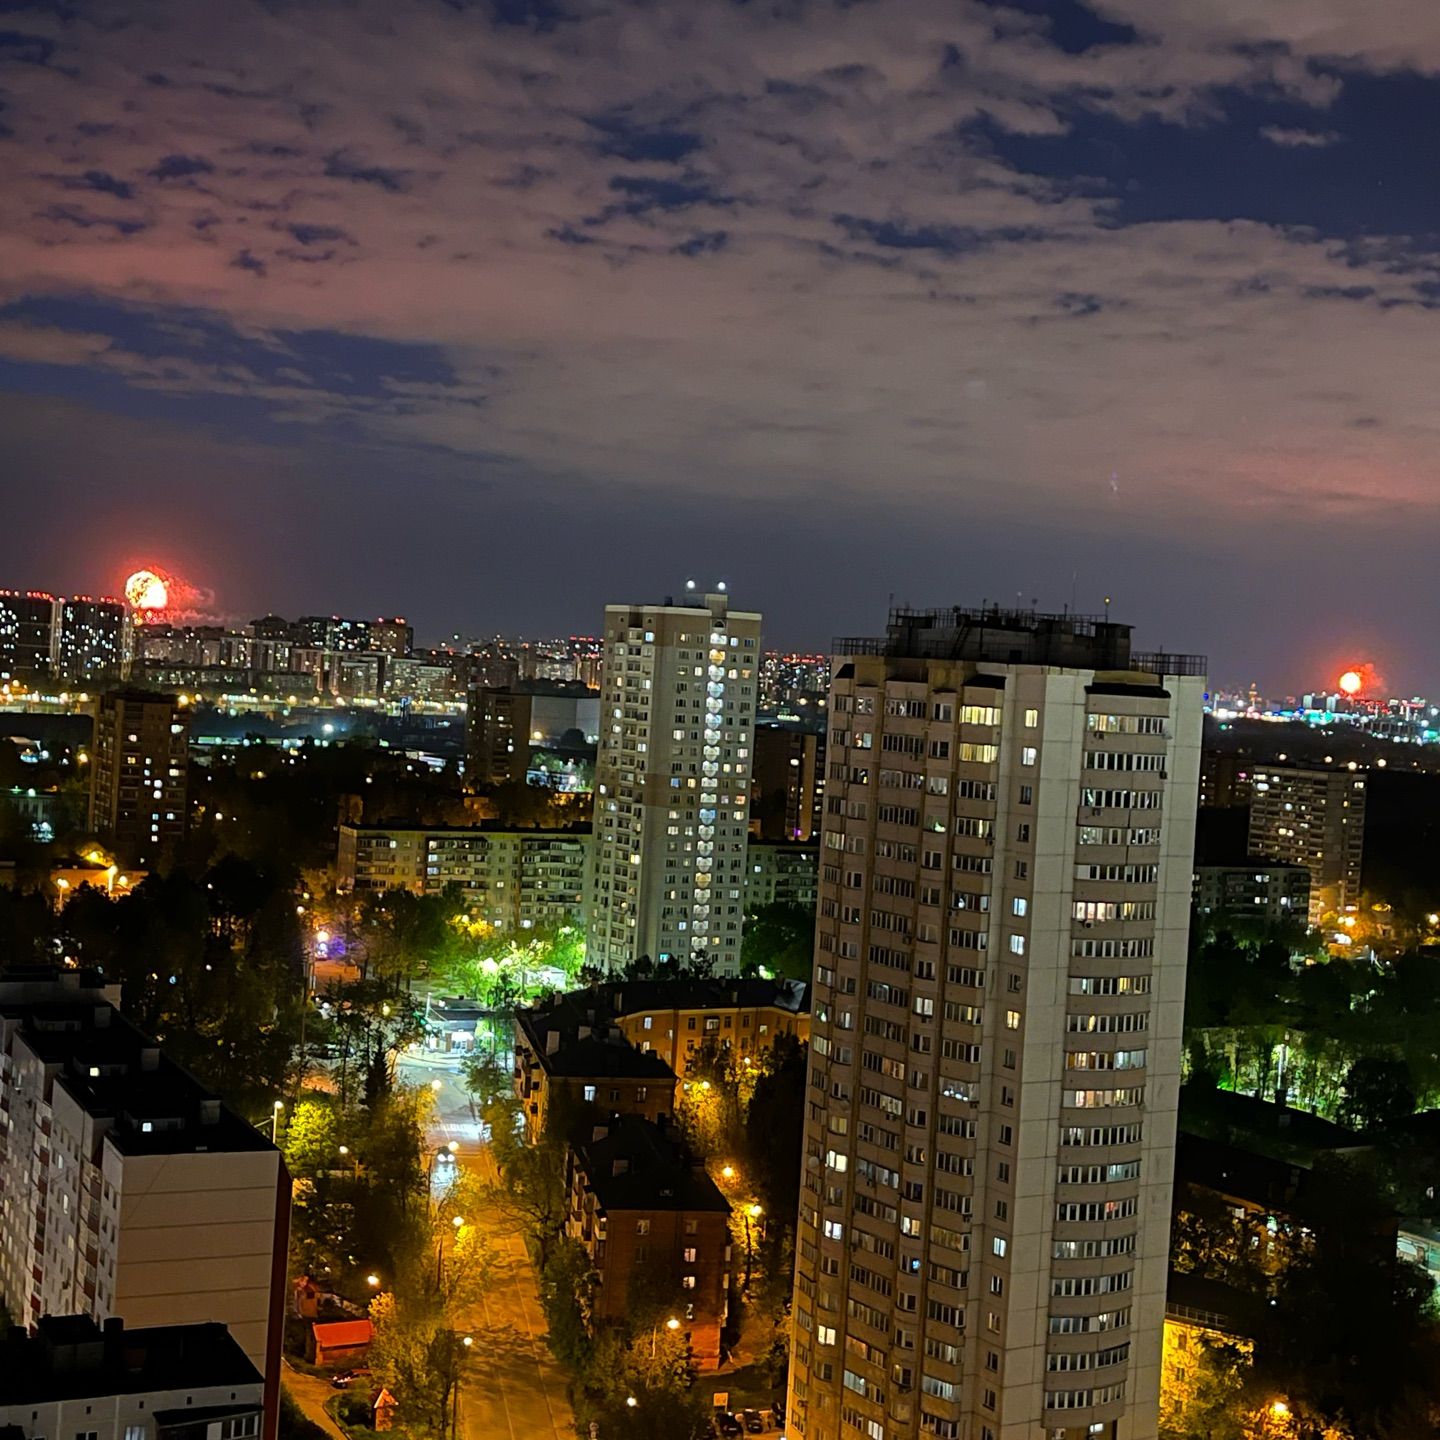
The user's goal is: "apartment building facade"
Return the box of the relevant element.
[0,1315,264,1440]
[1191,864,1311,927]
[336,822,591,932]
[786,607,1204,1440]
[589,589,762,974]
[0,971,289,1439]
[88,690,190,867]
[565,1114,732,1368]
[1246,764,1365,924]
[606,976,810,1079]
[513,993,677,1141]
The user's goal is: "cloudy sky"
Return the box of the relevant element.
[4,1,1440,689]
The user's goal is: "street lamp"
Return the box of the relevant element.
[720,1164,735,1181]
[436,1214,466,1290]
[449,1333,474,1440]
[338,1145,361,1180]
[260,1100,284,1138]
[366,1273,381,1288]
[650,1315,681,1358]
[743,1203,763,1290]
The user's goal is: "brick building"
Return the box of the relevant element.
[513,994,676,1142]
[566,1114,732,1368]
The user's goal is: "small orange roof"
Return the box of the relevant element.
[312,1319,373,1346]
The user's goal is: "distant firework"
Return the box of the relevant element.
[1336,662,1383,697]
[124,568,170,615]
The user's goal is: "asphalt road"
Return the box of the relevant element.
[397,1051,576,1440]
[282,1362,348,1440]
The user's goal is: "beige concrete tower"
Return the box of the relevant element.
[786,606,1204,1440]
[589,586,762,974]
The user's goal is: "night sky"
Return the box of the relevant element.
[3,1,1440,690]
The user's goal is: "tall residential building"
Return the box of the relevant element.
[466,681,601,785]
[0,590,59,682]
[589,588,762,975]
[54,597,129,686]
[368,617,413,656]
[0,970,289,1438]
[752,721,825,841]
[1247,764,1366,924]
[786,606,1205,1440]
[89,690,190,867]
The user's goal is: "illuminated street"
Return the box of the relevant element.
[398,1051,574,1440]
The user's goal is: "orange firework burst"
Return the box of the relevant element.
[1337,662,1383,697]
[125,569,170,613]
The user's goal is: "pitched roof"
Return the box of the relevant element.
[312,1320,373,1347]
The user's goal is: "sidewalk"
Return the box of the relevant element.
[282,1362,348,1440]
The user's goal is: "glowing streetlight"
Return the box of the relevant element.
[452,1214,465,1228]
[431,1079,443,1092]
[625,1397,637,1409]
[1270,1401,1290,1419]
[366,1273,380,1287]
[447,1140,460,1153]
[649,1316,682,1357]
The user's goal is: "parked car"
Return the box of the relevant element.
[742,1410,766,1434]
[716,1414,743,1438]
[771,1398,786,1426]
[329,1369,369,1389]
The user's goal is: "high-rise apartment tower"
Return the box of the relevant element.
[89,690,190,866]
[589,587,761,974]
[787,606,1204,1440]
[1246,763,1365,925]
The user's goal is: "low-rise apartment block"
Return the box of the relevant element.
[744,840,819,912]
[604,976,809,1079]
[336,822,591,932]
[0,970,289,1439]
[1192,863,1311,926]
[566,1114,731,1369]
[513,993,676,1141]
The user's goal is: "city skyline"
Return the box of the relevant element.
[3,2,1438,686]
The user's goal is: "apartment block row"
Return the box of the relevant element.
[513,986,795,1368]
[0,591,129,687]
[336,819,816,941]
